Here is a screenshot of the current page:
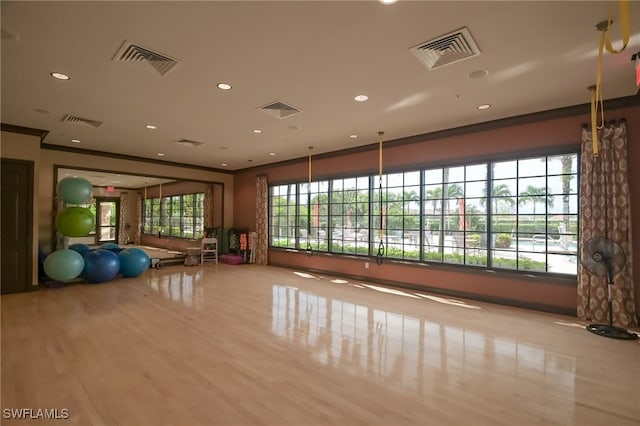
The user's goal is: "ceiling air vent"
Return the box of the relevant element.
[410,27,481,70]
[259,101,302,119]
[113,41,179,76]
[61,114,103,128]
[173,139,204,148]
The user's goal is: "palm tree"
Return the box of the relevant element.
[446,183,464,200]
[435,183,463,249]
[425,187,442,214]
[560,154,575,230]
[519,185,554,221]
[481,183,515,214]
[446,183,464,229]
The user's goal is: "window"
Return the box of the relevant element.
[377,172,421,260]
[270,184,297,247]
[490,154,578,273]
[268,151,578,275]
[143,192,204,239]
[143,198,160,235]
[297,181,330,251]
[182,193,204,239]
[423,164,488,266]
[331,177,369,254]
[166,195,181,237]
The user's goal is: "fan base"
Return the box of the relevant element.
[586,324,638,340]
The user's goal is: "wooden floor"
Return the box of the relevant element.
[2,264,639,426]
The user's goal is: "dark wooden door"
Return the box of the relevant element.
[1,159,34,294]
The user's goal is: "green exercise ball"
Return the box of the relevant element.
[56,177,93,204]
[55,206,95,237]
[43,249,85,282]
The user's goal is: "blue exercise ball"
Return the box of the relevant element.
[100,242,122,252]
[56,206,95,237]
[118,248,150,277]
[69,243,91,258]
[83,249,120,283]
[43,249,85,282]
[56,177,93,204]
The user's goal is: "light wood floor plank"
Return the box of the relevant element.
[2,264,639,425]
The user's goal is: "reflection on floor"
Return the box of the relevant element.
[2,264,639,426]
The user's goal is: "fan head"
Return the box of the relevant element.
[580,237,626,276]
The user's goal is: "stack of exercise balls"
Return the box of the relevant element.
[44,177,151,284]
[43,177,95,283]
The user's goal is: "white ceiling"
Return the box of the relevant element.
[2,1,639,172]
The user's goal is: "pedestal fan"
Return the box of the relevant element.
[580,236,638,340]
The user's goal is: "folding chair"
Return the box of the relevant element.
[200,237,218,265]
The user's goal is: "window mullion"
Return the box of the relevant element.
[419,171,425,262]
[487,162,493,269]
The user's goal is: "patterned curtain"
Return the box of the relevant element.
[204,184,214,229]
[135,193,142,245]
[255,175,269,265]
[118,192,129,245]
[578,121,636,327]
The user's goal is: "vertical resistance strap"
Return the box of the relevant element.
[376,131,385,265]
[306,146,313,256]
[591,1,631,157]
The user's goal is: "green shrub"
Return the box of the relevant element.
[492,256,546,271]
[467,234,481,247]
[518,256,546,272]
[424,251,442,262]
[443,253,464,264]
[495,233,512,248]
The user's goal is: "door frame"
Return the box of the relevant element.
[94,196,119,244]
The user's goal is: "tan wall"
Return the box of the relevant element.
[1,131,41,286]
[233,105,640,316]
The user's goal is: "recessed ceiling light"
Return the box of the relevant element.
[34,108,50,114]
[157,153,165,157]
[379,0,398,4]
[145,124,157,130]
[71,139,81,143]
[50,72,70,80]
[468,70,489,79]
[349,134,358,139]
[221,163,228,167]
[217,83,232,90]
[477,104,492,110]
[354,95,369,102]
[269,152,276,156]
[253,129,262,134]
